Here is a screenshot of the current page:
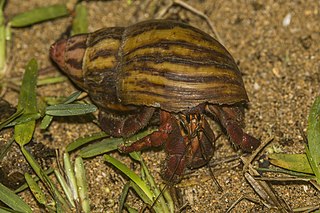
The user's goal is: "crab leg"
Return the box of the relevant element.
[118,111,173,153]
[206,105,260,152]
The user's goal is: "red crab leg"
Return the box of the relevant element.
[118,111,173,153]
[207,105,260,152]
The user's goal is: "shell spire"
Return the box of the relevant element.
[50,34,88,90]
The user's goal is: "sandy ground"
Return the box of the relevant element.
[1,0,320,212]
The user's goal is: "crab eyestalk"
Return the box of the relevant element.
[50,35,88,90]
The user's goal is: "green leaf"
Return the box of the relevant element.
[37,75,67,86]
[21,147,70,211]
[66,131,108,152]
[0,109,23,131]
[122,128,157,147]
[14,168,54,194]
[14,59,38,146]
[119,182,131,212]
[17,59,38,113]
[75,157,90,213]
[128,181,153,207]
[16,58,38,112]
[40,91,82,129]
[71,3,88,36]
[0,0,5,76]
[0,19,5,76]
[62,91,82,104]
[79,137,123,158]
[269,153,313,174]
[133,152,171,213]
[10,4,69,27]
[63,153,78,202]
[39,115,53,129]
[126,206,139,213]
[0,137,14,161]
[6,113,41,127]
[45,103,97,116]
[45,96,71,105]
[104,155,154,201]
[307,96,320,184]
[0,0,4,21]
[25,173,47,205]
[54,169,75,208]
[0,182,32,213]
[79,128,157,158]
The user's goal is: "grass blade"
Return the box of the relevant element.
[25,173,47,205]
[0,137,14,161]
[45,103,97,116]
[130,152,171,213]
[269,153,313,174]
[0,0,5,77]
[14,59,38,146]
[39,115,53,129]
[63,152,79,203]
[79,128,156,158]
[10,4,69,27]
[0,109,23,131]
[66,131,108,152]
[104,154,154,201]
[75,157,90,213]
[161,183,174,212]
[40,91,83,129]
[6,113,41,127]
[37,75,67,86]
[62,91,82,104]
[119,182,131,212]
[79,137,123,158]
[71,3,88,36]
[124,205,139,213]
[21,146,70,211]
[14,168,54,194]
[54,169,75,208]
[0,182,32,213]
[307,97,320,184]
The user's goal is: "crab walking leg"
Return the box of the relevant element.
[118,111,174,153]
[162,114,215,182]
[118,110,189,182]
[187,116,215,169]
[99,107,155,137]
[206,105,260,152]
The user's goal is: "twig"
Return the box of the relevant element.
[173,0,223,44]
[226,194,263,213]
[242,136,274,173]
[244,164,292,212]
[253,176,312,182]
[154,0,224,45]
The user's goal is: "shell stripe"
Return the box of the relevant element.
[67,40,87,51]
[65,58,83,70]
[87,27,124,48]
[123,40,234,66]
[120,70,246,104]
[122,24,230,58]
[122,65,242,84]
[123,54,236,70]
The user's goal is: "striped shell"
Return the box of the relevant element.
[50,20,248,113]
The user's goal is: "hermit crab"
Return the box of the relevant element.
[50,20,260,182]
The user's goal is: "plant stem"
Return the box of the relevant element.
[0,0,6,77]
